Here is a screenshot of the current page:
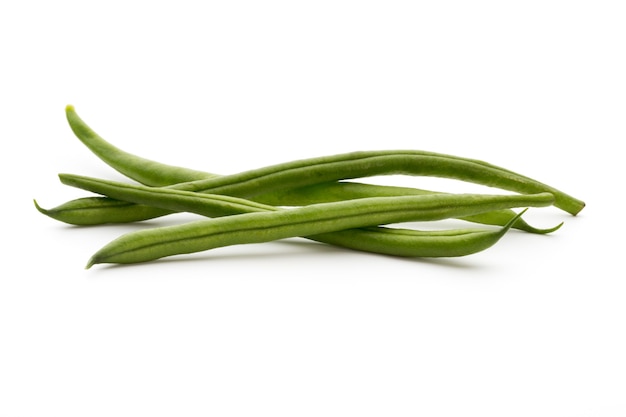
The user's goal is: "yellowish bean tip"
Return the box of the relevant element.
[572,201,586,216]
[65,104,75,112]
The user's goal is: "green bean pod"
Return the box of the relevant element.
[166,151,582,215]
[86,192,554,267]
[63,105,584,218]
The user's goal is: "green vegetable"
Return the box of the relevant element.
[86,193,554,267]
[32,105,585,268]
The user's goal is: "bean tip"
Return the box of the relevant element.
[508,208,564,235]
[545,221,564,233]
[526,220,564,234]
[65,104,75,113]
[572,201,586,216]
[504,208,528,229]
[85,257,96,269]
[33,199,48,215]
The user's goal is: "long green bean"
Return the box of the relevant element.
[65,106,584,213]
[66,105,573,206]
[163,151,582,215]
[86,193,554,267]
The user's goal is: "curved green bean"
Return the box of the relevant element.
[86,192,555,267]
[165,151,582,215]
[58,112,555,231]
[66,105,530,189]
[61,106,584,219]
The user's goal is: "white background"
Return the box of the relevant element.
[1,1,625,416]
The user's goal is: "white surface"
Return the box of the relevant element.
[1,1,625,416]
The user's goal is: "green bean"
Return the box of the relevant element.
[89,212,525,266]
[163,151,581,215]
[70,105,518,190]
[86,192,554,267]
[61,106,584,223]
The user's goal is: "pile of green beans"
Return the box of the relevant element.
[35,105,585,268]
